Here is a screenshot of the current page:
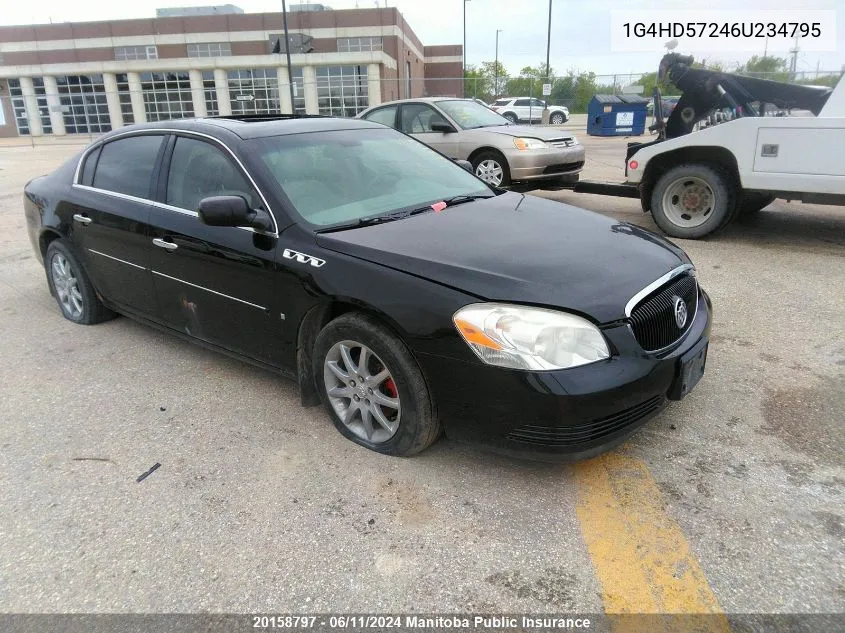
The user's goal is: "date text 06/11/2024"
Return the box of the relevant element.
[251,615,593,629]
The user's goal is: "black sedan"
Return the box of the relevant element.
[23,115,711,460]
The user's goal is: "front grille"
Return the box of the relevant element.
[629,274,698,352]
[543,161,585,174]
[548,138,576,148]
[507,395,665,447]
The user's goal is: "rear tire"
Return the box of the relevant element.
[45,239,115,325]
[650,164,737,239]
[502,112,518,124]
[313,313,440,457]
[471,150,511,187]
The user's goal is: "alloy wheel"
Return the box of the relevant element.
[476,159,504,186]
[661,176,716,228]
[323,340,400,443]
[50,253,84,320]
[551,113,564,125]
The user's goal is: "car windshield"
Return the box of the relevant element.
[436,99,510,129]
[248,128,491,227]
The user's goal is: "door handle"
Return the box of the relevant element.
[152,238,178,251]
[73,214,92,225]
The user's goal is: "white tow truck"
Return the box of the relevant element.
[575,54,845,238]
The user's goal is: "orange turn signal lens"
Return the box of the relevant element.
[453,318,502,350]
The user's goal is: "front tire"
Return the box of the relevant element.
[314,313,440,457]
[650,164,737,239]
[550,111,566,125]
[471,150,511,187]
[45,239,115,324]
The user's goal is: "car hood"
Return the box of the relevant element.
[469,124,573,140]
[315,193,689,323]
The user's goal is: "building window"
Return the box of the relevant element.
[8,79,31,135]
[337,37,383,53]
[202,71,219,116]
[56,75,111,134]
[115,74,135,125]
[227,68,279,115]
[140,72,194,121]
[115,46,158,61]
[7,79,52,135]
[290,69,306,115]
[32,78,53,134]
[187,42,232,58]
[315,65,369,117]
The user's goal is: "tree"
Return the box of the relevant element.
[505,63,555,99]
[463,61,509,101]
[737,55,789,81]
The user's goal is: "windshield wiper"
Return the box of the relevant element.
[440,194,496,207]
[314,206,433,234]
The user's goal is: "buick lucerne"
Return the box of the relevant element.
[24,116,711,460]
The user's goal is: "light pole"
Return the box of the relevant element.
[463,0,470,97]
[542,0,552,122]
[494,29,502,98]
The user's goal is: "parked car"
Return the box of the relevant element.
[24,115,711,461]
[357,98,584,188]
[490,97,570,124]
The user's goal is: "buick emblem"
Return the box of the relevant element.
[673,296,688,329]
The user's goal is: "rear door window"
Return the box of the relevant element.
[362,105,398,128]
[514,99,530,107]
[92,135,165,199]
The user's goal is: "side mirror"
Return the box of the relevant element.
[455,159,473,173]
[430,122,457,133]
[198,196,272,232]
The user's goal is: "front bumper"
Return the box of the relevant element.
[415,288,712,461]
[505,145,586,182]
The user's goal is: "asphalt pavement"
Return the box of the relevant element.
[0,130,842,619]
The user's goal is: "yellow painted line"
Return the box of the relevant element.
[573,452,731,633]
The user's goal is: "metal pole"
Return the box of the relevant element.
[494,29,502,98]
[462,0,467,78]
[281,0,296,114]
[545,0,552,93]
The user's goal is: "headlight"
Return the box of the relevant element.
[453,303,610,370]
[513,137,546,150]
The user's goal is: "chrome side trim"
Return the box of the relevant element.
[624,264,695,317]
[88,248,147,271]
[151,270,266,311]
[71,184,276,237]
[72,128,279,236]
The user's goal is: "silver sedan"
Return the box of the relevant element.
[357,98,585,189]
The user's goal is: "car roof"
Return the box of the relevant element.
[98,115,385,141]
[365,97,479,108]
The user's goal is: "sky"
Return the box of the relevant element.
[2,0,843,78]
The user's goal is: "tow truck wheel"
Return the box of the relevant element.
[650,164,737,239]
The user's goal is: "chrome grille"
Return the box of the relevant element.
[629,274,698,352]
[548,137,576,148]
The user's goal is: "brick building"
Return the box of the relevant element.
[0,5,463,137]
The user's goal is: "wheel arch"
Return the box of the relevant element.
[295,298,417,408]
[467,146,508,166]
[640,146,741,212]
[39,228,64,260]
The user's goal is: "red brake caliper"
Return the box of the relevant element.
[384,378,398,398]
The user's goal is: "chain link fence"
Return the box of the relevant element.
[1,69,841,145]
